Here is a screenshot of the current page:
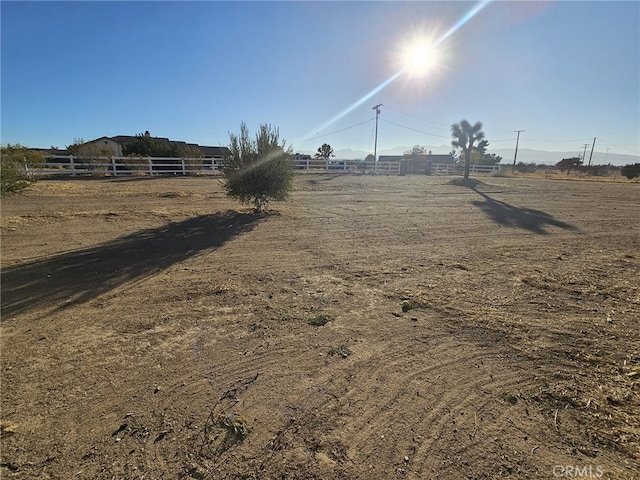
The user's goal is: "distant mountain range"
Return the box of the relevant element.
[298,146,638,167]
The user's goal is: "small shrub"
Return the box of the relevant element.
[219,413,249,444]
[514,162,538,174]
[328,344,352,358]
[308,314,330,326]
[401,299,422,313]
[1,144,45,196]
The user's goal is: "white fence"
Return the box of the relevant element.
[38,156,500,177]
[40,156,401,177]
[293,159,400,175]
[43,155,221,176]
[428,163,503,175]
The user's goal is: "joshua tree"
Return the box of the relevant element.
[315,143,334,165]
[451,120,485,179]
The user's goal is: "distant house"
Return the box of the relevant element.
[79,136,125,156]
[379,153,456,175]
[77,133,229,158]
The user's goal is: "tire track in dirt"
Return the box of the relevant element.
[323,328,539,475]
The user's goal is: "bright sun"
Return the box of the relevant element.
[402,42,438,75]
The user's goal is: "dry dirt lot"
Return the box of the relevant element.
[1,174,639,479]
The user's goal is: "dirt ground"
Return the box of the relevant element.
[1,173,638,479]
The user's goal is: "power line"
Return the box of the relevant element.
[368,118,376,154]
[383,105,450,131]
[380,118,450,139]
[292,118,375,146]
[527,138,593,143]
[597,139,640,156]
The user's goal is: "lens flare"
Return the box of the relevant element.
[434,0,491,47]
[312,70,404,135]
[300,0,492,143]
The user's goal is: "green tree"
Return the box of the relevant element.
[481,152,502,165]
[123,133,184,157]
[122,133,204,172]
[464,141,502,165]
[66,138,86,155]
[556,157,582,174]
[1,144,45,196]
[621,163,640,180]
[451,120,485,179]
[222,123,294,213]
[403,145,426,157]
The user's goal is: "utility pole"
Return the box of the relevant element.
[604,147,611,163]
[512,130,525,168]
[588,137,596,166]
[373,103,383,162]
[582,144,589,164]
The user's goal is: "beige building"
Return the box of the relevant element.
[77,137,124,156]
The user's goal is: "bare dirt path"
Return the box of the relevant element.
[1,175,638,479]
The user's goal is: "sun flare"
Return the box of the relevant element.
[403,42,438,75]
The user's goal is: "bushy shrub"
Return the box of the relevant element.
[221,123,293,213]
[1,144,45,196]
[515,162,537,173]
[621,163,640,180]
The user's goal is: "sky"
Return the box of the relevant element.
[1,1,639,164]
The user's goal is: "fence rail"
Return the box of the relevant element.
[37,155,500,178]
[428,163,503,175]
[42,155,221,176]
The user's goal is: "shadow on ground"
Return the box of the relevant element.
[1,211,262,319]
[463,181,576,234]
[306,174,344,186]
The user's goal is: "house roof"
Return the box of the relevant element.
[379,154,455,164]
[85,136,115,144]
[200,146,230,157]
[34,147,70,156]
[426,154,455,164]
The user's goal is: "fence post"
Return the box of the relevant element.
[70,155,76,177]
[148,156,153,175]
[181,158,186,175]
[111,156,117,176]
[211,158,216,172]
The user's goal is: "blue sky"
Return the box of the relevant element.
[2,1,639,163]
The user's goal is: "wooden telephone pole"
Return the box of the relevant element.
[513,130,525,168]
[588,137,596,166]
[373,104,383,162]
